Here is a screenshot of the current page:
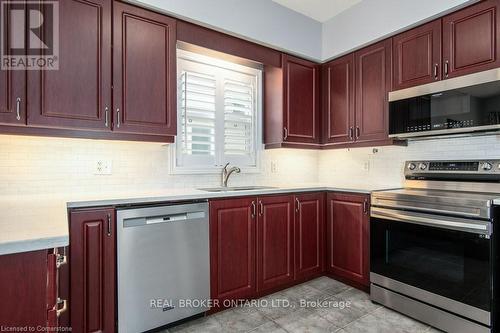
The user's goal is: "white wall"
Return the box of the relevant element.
[129,0,323,61]
[0,135,319,196]
[318,135,500,188]
[322,0,476,60]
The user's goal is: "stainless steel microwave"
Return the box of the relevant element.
[388,68,500,139]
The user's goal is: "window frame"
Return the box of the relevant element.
[170,49,263,175]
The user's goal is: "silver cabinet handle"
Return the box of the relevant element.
[433,63,438,80]
[349,127,354,140]
[259,201,264,216]
[444,60,449,78]
[251,201,256,219]
[283,127,288,140]
[56,298,68,317]
[104,106,109,127]
[116,108,121,128]
[295,197,300,213]
[16,97,21,121]
[363,200,369,215]
[56,253,67,268]
[107,213,112,237]
[356,127,360,139]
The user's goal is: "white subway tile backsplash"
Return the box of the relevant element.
[2,134,500,196]
[318,135,500,188]
[0,135,319,196]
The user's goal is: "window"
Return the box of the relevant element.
[172,49,262,174]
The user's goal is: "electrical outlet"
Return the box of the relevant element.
[95,160,112,175]
[271,161,279,173]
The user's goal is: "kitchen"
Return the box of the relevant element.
[0,0,499,332]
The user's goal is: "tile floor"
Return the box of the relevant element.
[164,277,443,333]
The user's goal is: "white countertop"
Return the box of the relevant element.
[0,195,70,256]
[0,184,393,256]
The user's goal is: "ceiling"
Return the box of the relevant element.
[271,0,362,22]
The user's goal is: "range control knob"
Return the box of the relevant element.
[408,163,417,171]
[482,162,492,171]
[419,163,427,170]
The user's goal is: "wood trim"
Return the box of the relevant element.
[177,20,282,67]
[0,125,174,142]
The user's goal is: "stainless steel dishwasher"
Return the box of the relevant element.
[117,201,210,333]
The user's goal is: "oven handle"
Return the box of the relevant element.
[371,207,492,235]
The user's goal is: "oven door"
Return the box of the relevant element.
[371,207,492,325]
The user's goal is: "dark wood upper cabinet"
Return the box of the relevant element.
[443,0,500,79]
[327,193,370,287]
[294,192,325,281]
[264,54,320,149]
[70,208,115,333]
[113,1,176,136]
[393,20,442,90]
[0,0,26,126]
[256,195,294,293]
[209,197,256,303]
[27,0,112,130]
[322,54,355,145]
[283,55,320,144]
[355,39,392,143]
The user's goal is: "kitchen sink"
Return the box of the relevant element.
[198,186,277,192]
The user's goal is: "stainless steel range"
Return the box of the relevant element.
[370,160,500,333]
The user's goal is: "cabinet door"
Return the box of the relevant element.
[70,208,115,333]
[294,193,324,281]
[323,54,355,145]
[256,195,294,293]
[443,0,500,78]
[113,2,176,136]
[0,0,26,126]
[283,55,320,144]
[27,0,112,130]
[393,20,442,90]
[210,197,256,302]
[327,193,370,287]
[355,39,392,143]
[0,250,50,327]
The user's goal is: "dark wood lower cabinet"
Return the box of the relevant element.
[256,195,294,293]
[327,192,370,288]
[0,249,62,329]
[63,191,367,324]
[295,193,325,281]
[69,208,115,333]
[209,197,256,303]
[209,193,326,306]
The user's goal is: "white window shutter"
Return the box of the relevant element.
[174,50,261,173]
[224,79,255,163]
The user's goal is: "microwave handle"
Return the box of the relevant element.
[371,206,491,236]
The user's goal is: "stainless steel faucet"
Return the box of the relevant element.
[221,163,241,187]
